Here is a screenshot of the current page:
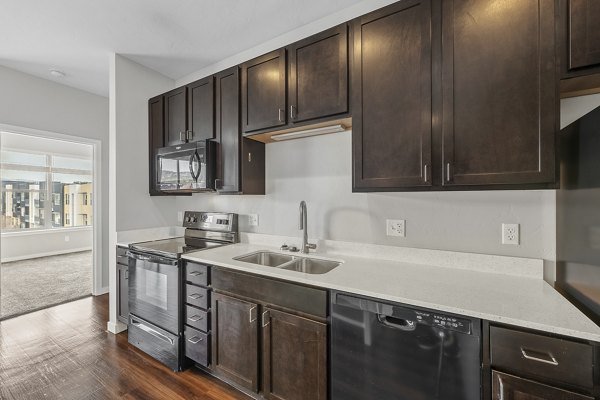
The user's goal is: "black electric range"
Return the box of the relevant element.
[127,211,238,371]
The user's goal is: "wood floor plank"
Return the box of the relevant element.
[0,295,250,400]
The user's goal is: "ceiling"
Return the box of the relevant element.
[0,0,363,97]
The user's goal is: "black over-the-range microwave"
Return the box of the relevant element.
[155,140,217,193]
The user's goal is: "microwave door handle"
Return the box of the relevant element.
[189,152,201,182]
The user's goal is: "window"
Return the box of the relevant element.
[1,131,93,232]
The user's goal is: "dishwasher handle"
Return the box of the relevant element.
[377,315,417,331]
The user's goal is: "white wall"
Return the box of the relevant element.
[0,65,109,288]
[1,228,92,263]
[109,54,205,332]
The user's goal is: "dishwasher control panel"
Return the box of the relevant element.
[415,310,472,334]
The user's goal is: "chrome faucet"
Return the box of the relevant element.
[299,201,317,254]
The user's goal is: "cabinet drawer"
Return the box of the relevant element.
[185,262,210,287]
[490,326,593,390]
[185,284,210,310]
[185,305,209,332]
[184,325,210,367]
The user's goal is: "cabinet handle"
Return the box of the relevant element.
[188,315,204,322]
[248,152,252,163]
[249,306,257,323]
[262,310,270,327]
[125,269,128,280]
[189,271,204,276]
[520,347,559,366]
[423,164,428,183]
[187,335,203,344]
[446,163,451,182]
[179,131,185,142]
[290,105,296,120]
[188,293,203,300]
[278,108,284,122]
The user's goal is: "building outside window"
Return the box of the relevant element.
[1,131,93,231]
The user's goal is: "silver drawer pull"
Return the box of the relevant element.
[188,293,204,300]
[189,271,204,276]
[187,335,204,344]
[188,315,204,322]
[520,347,558,366]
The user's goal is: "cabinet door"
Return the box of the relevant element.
[117,264,129,324]
[492,371,593,400]
[215,67,241,193]
[211,292,259,392]
[441,0,557,188]
[187,76,214,142]
[164,86,187,146]
[352,0,433,191]
[288,24,348,124]
[241,49,287,133]
[148,95,164,195]
[568,0,600,70]
[262,308,327,400]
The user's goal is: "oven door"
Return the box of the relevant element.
[128,250,181,334]
[155,140,216,192]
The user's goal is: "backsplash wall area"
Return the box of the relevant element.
[200,131,556,261]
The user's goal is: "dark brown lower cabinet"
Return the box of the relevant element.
[492,371,593,400]
[211,292,259,392]
[262,308,327,400]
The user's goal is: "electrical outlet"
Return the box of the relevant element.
[64,235,70,242]
[502,223,520,245]
[248,214,259,227]
[177,211,183,223]
[386,219,406,237]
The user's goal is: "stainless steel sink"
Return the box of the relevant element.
[233,251,294,267]
[280,257,341,274]
[233,251,341,274]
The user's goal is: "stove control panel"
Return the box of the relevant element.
[414,310,472,334]
[183,211,238,233]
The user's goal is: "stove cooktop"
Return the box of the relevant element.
[129,236,226,259]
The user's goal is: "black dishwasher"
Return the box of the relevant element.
[331,291,481,400]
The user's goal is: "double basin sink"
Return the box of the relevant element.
[233,251,341,274]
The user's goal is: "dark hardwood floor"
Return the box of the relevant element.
[0,295,249,400]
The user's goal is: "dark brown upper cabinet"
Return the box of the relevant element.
[241,49,287,134]
[567,0,600,71]
[148,95,165,195]
[215,67,266,194]
[164,86,188,146]
[352,0,433,191]
[288,24,349,124]
[441,0,557,188]
[186,76,215,143]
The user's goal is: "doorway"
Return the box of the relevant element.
[0,129,101,319]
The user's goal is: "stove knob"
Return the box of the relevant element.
[191,216,198,223]
[185,216,192,223]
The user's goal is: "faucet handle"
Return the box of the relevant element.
[305,243,317,251]
[280,244,289,251]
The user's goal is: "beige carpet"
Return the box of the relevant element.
[0,251,92,319]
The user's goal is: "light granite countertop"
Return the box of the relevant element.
[182,235,600,342]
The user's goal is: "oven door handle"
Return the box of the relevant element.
[130,317,175,345]
[126,251,178,266]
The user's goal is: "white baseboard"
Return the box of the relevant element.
[93,286,109,296]
[107,320,128,334]
[1,247,92,263]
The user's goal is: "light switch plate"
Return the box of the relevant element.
[248,214,259,227]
